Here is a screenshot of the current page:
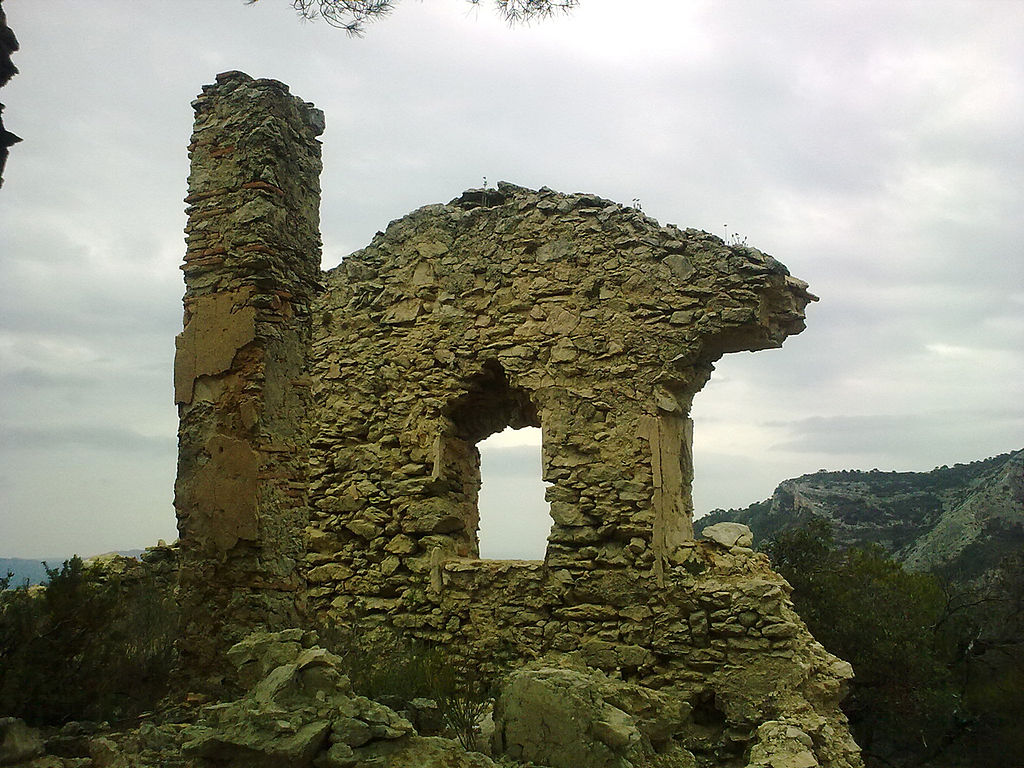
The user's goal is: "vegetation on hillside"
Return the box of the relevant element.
[0,557,177,725]
[765,520,1024,768]
[697,450,1021,555]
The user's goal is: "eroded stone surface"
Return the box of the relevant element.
[181,631,492,768]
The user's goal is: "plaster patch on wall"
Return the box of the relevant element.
[174,289,257,405]
[641,413,694,585]
[188,433,259,551]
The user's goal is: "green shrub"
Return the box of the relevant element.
[765,523,953,762]
[765,521,1024,768]
[319,624,493,750]
[0,556,177,725]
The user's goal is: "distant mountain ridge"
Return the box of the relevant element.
[0,558,55,587]
[696,449,1024,578]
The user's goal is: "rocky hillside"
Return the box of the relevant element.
[696,449,1024,578]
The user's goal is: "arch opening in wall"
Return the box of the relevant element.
[446,360,551,561]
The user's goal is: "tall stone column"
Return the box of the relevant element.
[172,71,324,690]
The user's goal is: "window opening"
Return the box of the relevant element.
[478,426,550,560]
[445,360,550,561]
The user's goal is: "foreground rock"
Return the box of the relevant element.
[1,621,858,767]
[493,657,859,768]
[494,663,691,768]
[0,718,44,766]
[182,630,496,768]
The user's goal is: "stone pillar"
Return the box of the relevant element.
[173,71,324,690]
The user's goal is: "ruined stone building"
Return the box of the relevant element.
[172,72,861,766]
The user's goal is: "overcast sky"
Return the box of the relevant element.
[1,0,1022,559]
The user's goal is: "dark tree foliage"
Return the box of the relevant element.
[1,0,22,188]
[765,521,1024,768]
[245,0,578,35]
[951,550,1024,764]
[0,556,177,726]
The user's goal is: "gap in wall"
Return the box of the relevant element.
[477,426,550,560]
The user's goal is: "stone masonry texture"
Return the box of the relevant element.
[174,72,862,765]
[306,181,816,644]
[174,71,324,688]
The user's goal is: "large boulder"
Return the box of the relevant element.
[492,662,695,768]
[223,627,316,689]
[492,653,860,768]
[183,644,410,767]
[701,522,754,548]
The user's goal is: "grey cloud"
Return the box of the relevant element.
[479,444,550,560]
[0,425,175,457]
[1,0,1021,557]
[1,235,182,340]
[770,411,1024,461]
[691,449,803,517]
[1,367,101,390]
[478,475,551,561]
[479,444,545,480]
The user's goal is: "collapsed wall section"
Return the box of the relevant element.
[173,71,324,689]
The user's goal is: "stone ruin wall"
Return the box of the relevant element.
[172,73,862,766]
[173,71,324,682]
[306,183,816,663]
